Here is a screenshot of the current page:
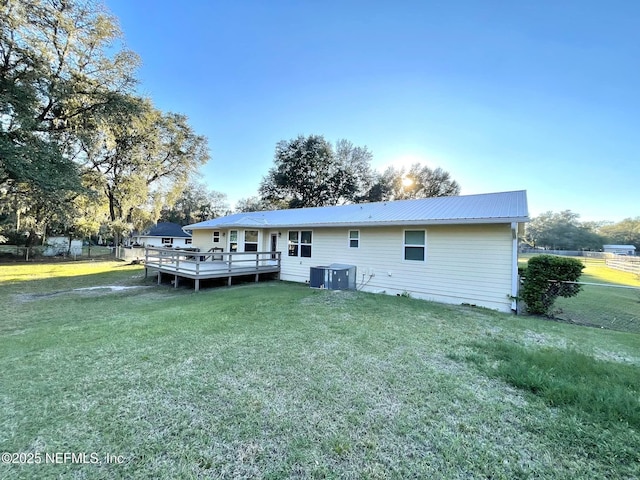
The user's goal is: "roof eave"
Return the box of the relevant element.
[186,216,529,229]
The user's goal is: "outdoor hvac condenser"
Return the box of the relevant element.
[309,264,356,290]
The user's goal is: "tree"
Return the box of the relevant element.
[81,98,210,244]
[159,181,228,225]
[259,135,375,208]
[365,163,460,202]
[235,196,272,213]
[334,139,376,203]
[1,0,141,252]
[525,211,604,251]
[0,0,138,194]
[599,217,640,250]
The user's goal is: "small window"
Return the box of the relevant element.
[212,231,221,243]
[300,230,312,258]
[244,230,258,252]
[404,230,425,261]
[288,231,298,257]
[288,230,312,257]
[229,230,238,252]
[185,238,192,245]
[162,237,173,245]
[349,230,359,248]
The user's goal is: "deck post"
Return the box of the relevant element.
[277,252,282,280]
[227,276,232,286]
[157,271,161,285]
[174,274,178,288]
[195,279,200,292]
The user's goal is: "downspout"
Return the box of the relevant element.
[511,222,519,313]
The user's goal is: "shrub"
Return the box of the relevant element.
[521,255,584,315]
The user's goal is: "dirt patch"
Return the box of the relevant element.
[593,348,640,365]
[15,285,150,302]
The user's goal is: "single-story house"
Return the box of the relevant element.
[603,245,636,256]
[184,190,529,313]
[130,222,192,248]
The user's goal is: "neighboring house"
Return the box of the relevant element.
[184,190,529,313]
[603,245,636,256]
[131,222,192,248]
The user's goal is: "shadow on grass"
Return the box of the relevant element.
[452,340,640,429]
[449,340,640,472]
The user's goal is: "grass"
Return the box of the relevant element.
[0,244,114,260]
[1,261,639,478]
[457,342,639,427]
[519,254,640,333]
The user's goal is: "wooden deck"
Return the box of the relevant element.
[144,247,281,291]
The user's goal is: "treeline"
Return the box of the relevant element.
[524,211,640,252]
[0,0,209,248]
[236,134,460,212]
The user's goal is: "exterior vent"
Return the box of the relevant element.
[309,264,356,290]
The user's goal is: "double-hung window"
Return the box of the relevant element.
[404,230,426,261]
[288,230,312,258]
[229,230,238,252]
[212,231,221,244]
[349,230,359,248]
[244,230,258,252]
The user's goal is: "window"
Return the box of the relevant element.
[229,230,238,252]
[212,231,221,243]
[404,230,425,261]
[244,230,258,252]
[288,230,312,258]
[162,237,173,245]
[349,230,359,248]
[185,238,192,245]
[288,231,298,256]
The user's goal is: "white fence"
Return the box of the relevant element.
[605,256,640,275]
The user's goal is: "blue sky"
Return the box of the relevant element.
[104,0,639,222]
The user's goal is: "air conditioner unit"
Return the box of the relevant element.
[309,264,356,290]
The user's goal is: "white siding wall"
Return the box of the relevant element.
[136,236,191,248]
[190,224,516,312]
[279,224,515,312]
[191,229,268,253]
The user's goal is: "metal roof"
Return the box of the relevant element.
[141,222,191,237]
[185,190,529,230]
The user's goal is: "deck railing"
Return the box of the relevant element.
[144,246,282,278]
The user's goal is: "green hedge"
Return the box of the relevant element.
[521,255,584,315]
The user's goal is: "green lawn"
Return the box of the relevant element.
[1,261,639,479]
[519,254,640,333]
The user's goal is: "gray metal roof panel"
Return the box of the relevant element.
[143,222,191,237]
[185,191,529,229]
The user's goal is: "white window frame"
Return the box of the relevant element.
[348,230,360,248]
[288,230,313,258]
[162,237,173,245]
[229,230,238,252]
[403,229,426,262]
[244,230,259,252]
[212,231,221,244]
[185,238,192,245]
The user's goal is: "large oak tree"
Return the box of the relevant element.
[259,135,375,208]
